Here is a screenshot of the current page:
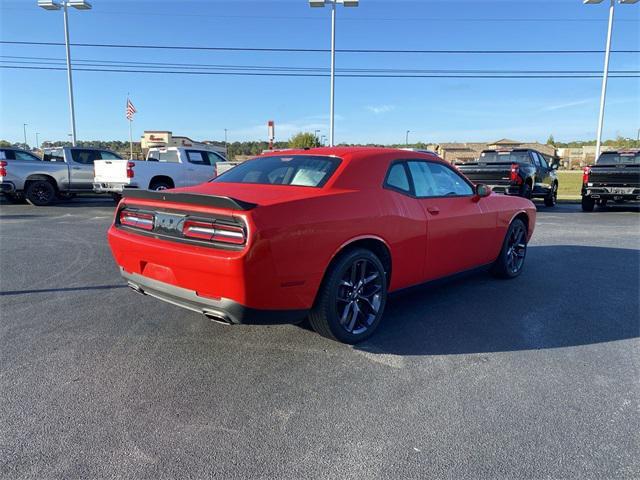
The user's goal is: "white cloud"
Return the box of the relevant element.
[366,105,395,115]
[540,99,594,112]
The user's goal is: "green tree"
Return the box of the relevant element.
[289,132,320,149]
[546,134,555,146]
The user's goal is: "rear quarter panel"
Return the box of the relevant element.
[248,187,428,308]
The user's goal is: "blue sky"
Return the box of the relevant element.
[0,0,638,146]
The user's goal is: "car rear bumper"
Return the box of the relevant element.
[121,268,307,325]
[486,184,521,195]
[93,182,137,193]
[583,186,640,201]
[1,182,15,194]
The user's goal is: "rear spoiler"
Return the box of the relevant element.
[121,189,257,211]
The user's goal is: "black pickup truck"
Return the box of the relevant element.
[456,148,559,207]
[581,150,640,211]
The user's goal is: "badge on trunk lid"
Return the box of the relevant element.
[153,212,186,235]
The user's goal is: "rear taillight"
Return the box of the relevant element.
[510,163,522,184]
[126,161,135,178]
[119,209,154,230]
[183,220,246,245]
[583,166,591,185]
[0,161,7,177]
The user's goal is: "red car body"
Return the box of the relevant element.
[108,147,535,336]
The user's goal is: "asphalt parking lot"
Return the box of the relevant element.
[1,197,638,479]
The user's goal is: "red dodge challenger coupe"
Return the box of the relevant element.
[108,147,536,343]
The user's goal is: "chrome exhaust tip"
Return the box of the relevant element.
[203,311,233,325]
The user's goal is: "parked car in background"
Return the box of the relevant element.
[107,147,536,344]
[0,146,122,205]
[581,149,640,211]
[93,145,239,199]
[456,149,559,207]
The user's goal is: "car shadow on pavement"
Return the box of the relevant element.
[356,245,639,356]
[0,285,128,296]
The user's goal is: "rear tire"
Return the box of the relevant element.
[25,180,56,206]
[581,196,595,212]
[309,248,387,344]
[149,180,172,191]
[491,218,528,279]
[544,183,557,207]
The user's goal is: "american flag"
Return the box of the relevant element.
[126,98,137,120]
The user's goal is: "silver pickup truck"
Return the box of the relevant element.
[0,146,122,206]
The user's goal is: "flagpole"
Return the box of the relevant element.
[129,118,133,160]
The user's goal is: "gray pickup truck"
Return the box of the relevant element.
[0,146,123,206]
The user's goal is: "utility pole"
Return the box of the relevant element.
[23,123,28,148]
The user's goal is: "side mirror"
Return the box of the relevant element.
[475,183,492,198]
[551,163,559,170]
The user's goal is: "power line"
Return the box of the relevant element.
[2,65,638,79]
[1,40,639,54]
[1,56,638,75]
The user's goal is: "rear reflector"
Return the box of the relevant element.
[126,161,135,178]
[119,209,154,230]
[183,219,245,245]
[583,166,591,185]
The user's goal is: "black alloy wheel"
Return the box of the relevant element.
[25,180,56,206]
[492,218,528,279]
[335,258,384,335]
[309,248,388,343]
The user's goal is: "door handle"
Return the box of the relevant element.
[72,167,81,170]
[427,206,440,215]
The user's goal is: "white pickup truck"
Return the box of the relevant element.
[93,146,240,196]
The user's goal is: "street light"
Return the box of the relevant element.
[309,0,359,147]
[583,0,638,159]
[35,133,40,150]
[38,0,92,147]
[23,123,28,148]
[405,130,410,146]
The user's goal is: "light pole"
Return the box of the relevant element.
[38,1,92,147]
[224,128,228,147]
[309,0,358,147]
[583,0,638,159]
[405,130,410,146]
[35,133,40,150]
[23,123,28,148]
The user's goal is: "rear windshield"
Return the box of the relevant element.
[43,149,65,162]
[479,151,531,164]
[597,152,640,165]
[212,155,340,187]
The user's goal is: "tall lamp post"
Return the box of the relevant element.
[309,0,359,147]
[405,130,410,146]
[35,133,40,150]
[37,0,92,147]
[23,123,28,148]
[583,0,638,160]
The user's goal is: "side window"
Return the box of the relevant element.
[538,154,548,169]
[530,152,541,167]
[407,161,437,197]
[71,149,99,165]
[186,150,210,166]
[99,151,121,160]
[0,150,16,160]
[14,151,41,161]
[385,162,411,193]
[426,163,473,196]
[207,152,226,164]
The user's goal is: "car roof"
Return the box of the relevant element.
[260,146,443,162]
